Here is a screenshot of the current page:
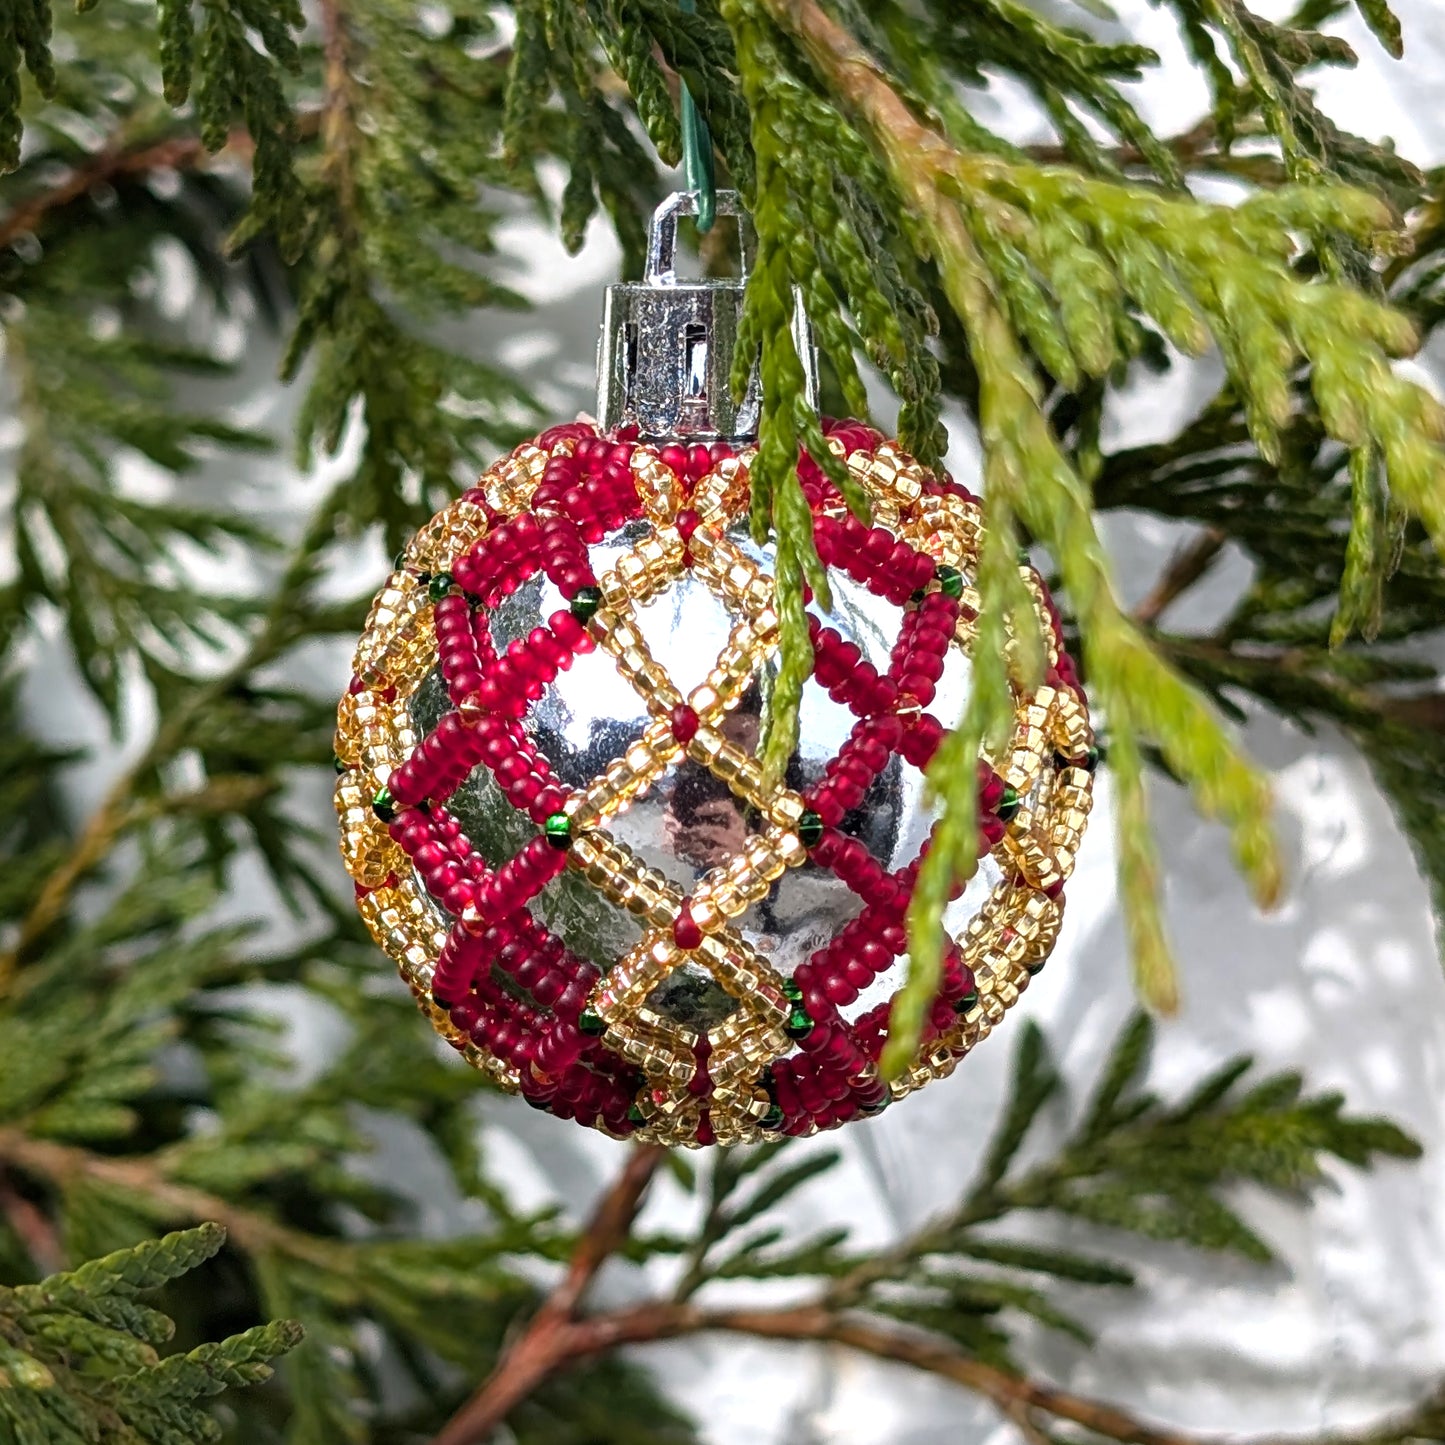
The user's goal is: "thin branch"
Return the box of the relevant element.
[1134,528,1228,626]
[0,1165,65,1275]
[431,1144,665,1445]
[426,1292,1445,1445]
[1025,117,1287,186]
[317,0,362,237]
[0,129,251,250]
[0,1129,350,1272]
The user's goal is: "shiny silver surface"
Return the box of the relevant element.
[412,524,988,1027]
[596,191,817,441]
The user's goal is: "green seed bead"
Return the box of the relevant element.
[760,1103,784,1130]
[626,1102,647,1125]
[797,810,824,848]
[997,785,1021,822]
[578,1006,605,1036]
[372,787,396,823]
[784,1006,814,1040]
[543,813,572,850]
[333,755,348,775]
[782,977,803,1003]
[936,564,964,599]
[428,571,456,602]
[570,585,602,622]
[953,988,979,1015]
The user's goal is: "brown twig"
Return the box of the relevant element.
[431,1145,665,1445]
[1027,116,1217,170]
[426,1290,1445,1445]
[0,1165,65,1275]
[1133,528,1228,626]
[0,1129,349,1271]
[317,0,362,237]
[0,129,253,251]
[0,777,138,994]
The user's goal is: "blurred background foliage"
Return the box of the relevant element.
[0,0,1443,1440]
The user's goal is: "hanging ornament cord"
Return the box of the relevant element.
[678,0,716,233]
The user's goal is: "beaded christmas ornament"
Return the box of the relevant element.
[335,191,1094,1147]
[335,420,1095,1146]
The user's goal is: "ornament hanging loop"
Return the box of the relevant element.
[644,188,756,285]
[598,190,816,442]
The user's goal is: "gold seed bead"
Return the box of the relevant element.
[632,449,682,523]
[352,573,433,692]
[483,442,549,514]
[635,662,683,712]
[597,941,673,1017]
[1019,568,1062,667]
[1052,686,1094,756]
[767,790,806,830]
[611,1028,696,1082]
[690,898,722,935]
[336,775,406,889]
[334,690,370,767]
[1001,815,1064,892]
[404,497,491,572]
[696,937,786,1018]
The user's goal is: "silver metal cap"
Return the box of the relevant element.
[596,191,817,441]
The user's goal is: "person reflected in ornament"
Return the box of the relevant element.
[663,692,763,874]
[658,679,905,978]
[666,769,750,873]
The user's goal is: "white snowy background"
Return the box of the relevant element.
[12,0,1445,1441]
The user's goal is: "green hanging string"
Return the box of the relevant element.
[677,0,715,233]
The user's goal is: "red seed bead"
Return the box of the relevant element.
[671,704,700,744]
[900,714,945,768]
[673,905,703,951]
[659,444,687,476]
[537,421,596,449]
[442,881,476,913]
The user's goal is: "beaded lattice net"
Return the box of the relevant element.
[335,419,1094,1147]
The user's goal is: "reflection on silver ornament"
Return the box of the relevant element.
[334,194,1095,1146]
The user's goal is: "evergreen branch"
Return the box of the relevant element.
[426,1022,1422,1445]
[432,1145,665,1445]
[0,484,351,991]
[749,0,1293,1061]
[0,1226,302,1441]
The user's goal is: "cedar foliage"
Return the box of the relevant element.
[1,0,1444,1439]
